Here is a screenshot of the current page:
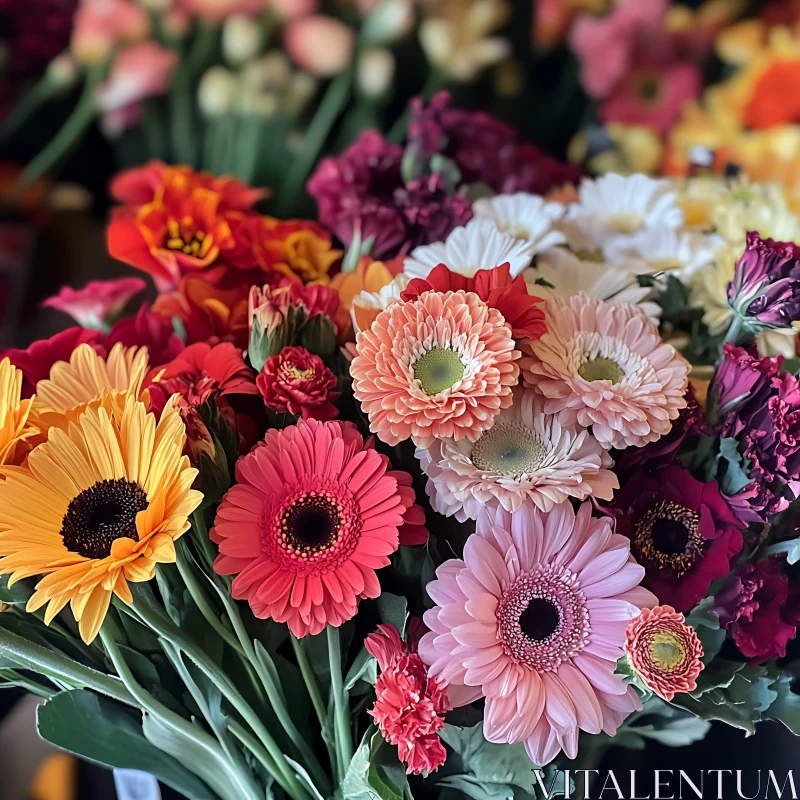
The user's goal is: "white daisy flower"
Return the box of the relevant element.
[404,218,535,279]
[351,274,411,335]
[416,387,617,521]
[526,248,661,322]
[562,173,684,253]
[603,227,721,281]
[472,192,566,253]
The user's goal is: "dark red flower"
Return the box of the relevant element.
[2,327,104,398]
[401,262,547,341]
[713,342,783,416]
[106,303,184,371]
[365,621,450,775]
[257,346,339,421]
[607,464,744,612]
[715,557,800,663]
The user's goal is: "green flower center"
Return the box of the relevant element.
[413,346,465,396]
[471,422,546,477]
[579,357,624,384]
[649,632,685,670]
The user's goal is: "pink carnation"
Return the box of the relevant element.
[366,622,450,775]
[41,277,146,329]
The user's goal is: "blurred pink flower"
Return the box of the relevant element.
[96,42,178,123]
[284,15,355,77]
[42,277,147,329]
[599,59,702,136]
[180,0,266,21]
[569,0,668,99]
[71,0,150,63]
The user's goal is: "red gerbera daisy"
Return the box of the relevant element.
[211,419,427,637]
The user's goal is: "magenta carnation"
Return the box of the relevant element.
[606,464,744,612]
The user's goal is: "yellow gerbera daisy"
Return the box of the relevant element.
[0,357,37,466]
[31,342,149,433]
[0,393,202,643]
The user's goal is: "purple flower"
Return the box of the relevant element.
[713,342,783,415]
[727,232,800,331]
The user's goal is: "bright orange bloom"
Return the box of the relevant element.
[744,59,800,129]
[153,270,250,349]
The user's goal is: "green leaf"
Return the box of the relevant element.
[285,757,326,800]
[716,438,752,496]
[439,723,536,794]
[340,727,410,800]
[765,674,800,734]
[685,598,726,665]
[766,537,800,565]
[344,646,378,694]
[37,690,215,800]
[0,575,34,605]
[377,593,408,637]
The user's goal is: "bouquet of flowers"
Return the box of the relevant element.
[2,91,800,800]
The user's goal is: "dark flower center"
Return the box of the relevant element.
[519,598,560,642]
[61,479,148,560]
[633,500,702,576]
[282,495,340,553]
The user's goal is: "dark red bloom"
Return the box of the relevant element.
[713,342,783,416]
[715,557,800,663]
[365,621,449,775]
[106,303,184,371]
[401,262,547,341]
[607,464,744,612]
[256,346,339,421]
[2,327,104,398]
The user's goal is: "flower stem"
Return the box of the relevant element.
[327,625,353,781]
[723,313,747,347]
[276,70,353,217]
[0,627,135,707]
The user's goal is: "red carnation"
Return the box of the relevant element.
[715,557,800,663]
[365,622,450,775]
[257,346,339,421]
[401,262,547,341]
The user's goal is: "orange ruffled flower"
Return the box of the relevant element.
[351,291,520,448]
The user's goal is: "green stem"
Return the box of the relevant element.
[100,626,262,800]
[1,669,58,699]
[191,509,218,571]
[20,65,105,189]
[229,720,280,776]
[0,628,135,707]
[277,70,354,216]
[723,313,747,347]
[130,583,311,800]
[327,625,353,781]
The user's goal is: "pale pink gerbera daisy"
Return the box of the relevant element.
[416,387,617,521]
[351,291,519,448]
[211,419,426,637]
[419,502,657,765]
[522,294,689,450]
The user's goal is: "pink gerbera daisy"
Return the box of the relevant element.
[419,502,657,765]
[211,419,427,637]
[351,291,519,448]
[522,294,689,449]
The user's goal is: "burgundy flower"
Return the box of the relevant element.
[715,557,800,663]
[713,342,783,416]
[257,346,339,421]
[2,327,104,398]
[607,464,744,612]
[105,303,185,370]
[728,232,800,332]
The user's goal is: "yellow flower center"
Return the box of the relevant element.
[285,364,315,381]
[413,346,466,395]
[166,218,212,257]
[649,631,685,671]
[579,357,624,384]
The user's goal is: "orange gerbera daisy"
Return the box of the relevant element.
[0,358,37,466]
[0,394,201,643]
[31,343,149,433]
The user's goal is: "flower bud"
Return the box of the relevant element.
[248,284,288,372]
[361,0,414,45]
[284,15,355,78]
[46,54,78,89]
[357,48,395,99]
[298,313,337,360]
[198,66,237,117]
[223,14,262,65]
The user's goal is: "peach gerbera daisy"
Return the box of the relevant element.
[31,342,149,433]
[416,387,618,521]
[0,358,37,466]
[522,294,689,449]
[351,291,520,447]
[0,394,201,643]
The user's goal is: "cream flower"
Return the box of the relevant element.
[351,274,411,335]
[522,294,690,450]
[526,248,661,323]
[404,218,535,280]
[472,193,566,253]
[712,180,800,245]
[561,173,684,254]
[416,387,617,521]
